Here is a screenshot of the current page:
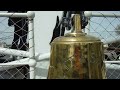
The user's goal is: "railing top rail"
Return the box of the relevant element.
[85,11,120,18]
[0,11,35,18]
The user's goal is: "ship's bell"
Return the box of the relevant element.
[47,14,106,79]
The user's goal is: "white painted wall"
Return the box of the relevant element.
[34,11,63,54]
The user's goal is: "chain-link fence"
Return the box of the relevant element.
[85,11,120,79]
[0,11,35,79]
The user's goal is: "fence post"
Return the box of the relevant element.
[85,17,90,34]
[27,11,36,79]
[84,11,92,34]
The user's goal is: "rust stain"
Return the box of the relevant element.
[73,46,83,78]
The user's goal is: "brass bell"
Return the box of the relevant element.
[47,14,106,79]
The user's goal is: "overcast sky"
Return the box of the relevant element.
[88,11,120,44]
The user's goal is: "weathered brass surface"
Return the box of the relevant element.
[47,14,106,79]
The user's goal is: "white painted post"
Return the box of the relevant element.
[27,11,36,79]
[85,17,90,34]
[84,11,92,34]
